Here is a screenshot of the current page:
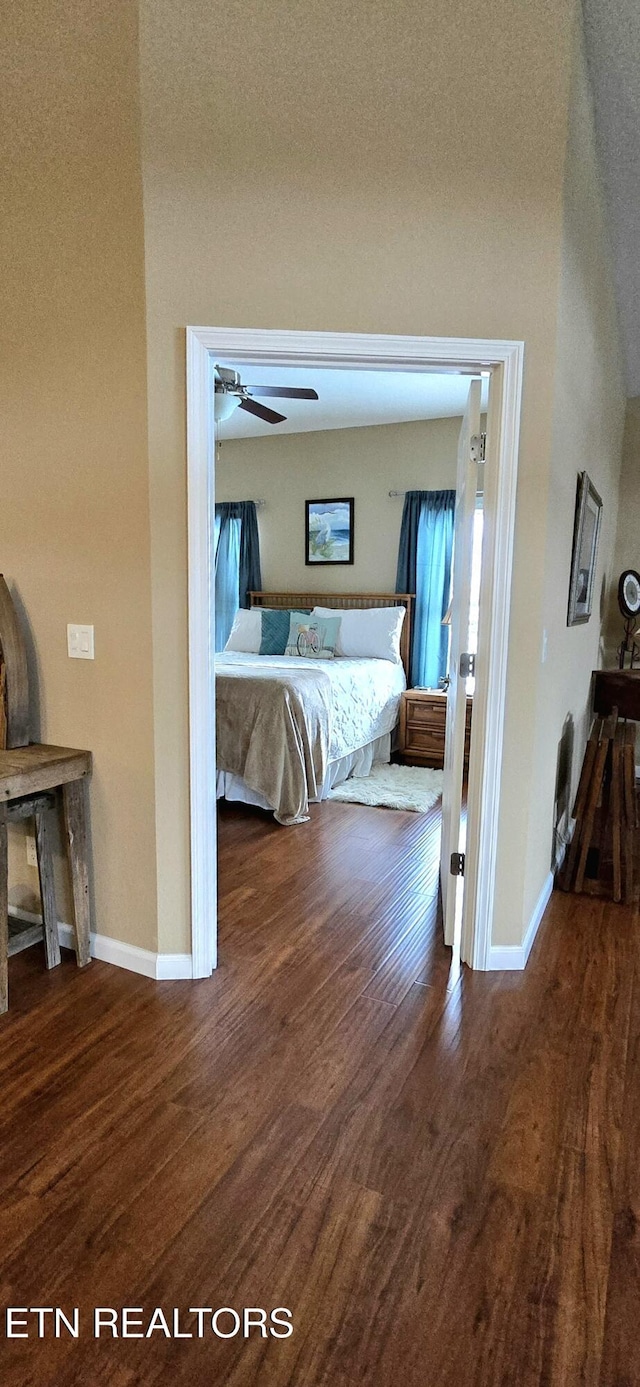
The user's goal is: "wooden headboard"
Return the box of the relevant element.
[249,591,414,680]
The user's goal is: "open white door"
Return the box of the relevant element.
[440,378,482,950]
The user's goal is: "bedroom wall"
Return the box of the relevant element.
[216,418,460,593]
[510,12,626,943]
[1,0,159,950]
[138,0,583,955]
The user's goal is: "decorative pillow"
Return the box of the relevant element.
[259,608,292,655]
[224,608,262,653]
[285,612,341,659]
[313,605,406,662]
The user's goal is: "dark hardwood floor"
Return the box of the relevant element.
[1,796,638,1385]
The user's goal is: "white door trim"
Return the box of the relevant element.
[186,326,218,977]
[186,326,524,977]
[461,348,524,968]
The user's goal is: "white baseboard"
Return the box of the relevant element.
[486,868,554,971]
[156,953,194,980]
[8,906,193,981]
[485,823,572,973]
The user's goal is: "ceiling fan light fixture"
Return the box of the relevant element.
[214,390,242,422]
[212,364,318,426]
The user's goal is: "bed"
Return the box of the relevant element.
[215,591,412,824]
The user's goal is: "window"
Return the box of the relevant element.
[214,512,241,651]
[213,500,263,652]
[396,489,456,688]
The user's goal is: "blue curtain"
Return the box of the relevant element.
[396,489,456,688]
[214,501,262,651]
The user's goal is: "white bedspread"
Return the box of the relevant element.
[217,652,406,761]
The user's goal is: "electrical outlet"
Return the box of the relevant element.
[26,834,38,868]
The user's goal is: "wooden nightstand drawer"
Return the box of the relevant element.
[405,726,445,756]
[399,689,472,769]
[406,700,445,728]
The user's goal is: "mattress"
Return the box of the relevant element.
[217,651,406,762]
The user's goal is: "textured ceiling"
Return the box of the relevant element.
[583,0,640,396]
[217,365,489,440]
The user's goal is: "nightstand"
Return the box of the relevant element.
[398,688,472,769]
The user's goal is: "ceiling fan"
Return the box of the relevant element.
[214,364,319,425]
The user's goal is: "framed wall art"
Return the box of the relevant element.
[567,471,602,626]
[305,497,354,566]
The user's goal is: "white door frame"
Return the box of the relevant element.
[186,326,524,978]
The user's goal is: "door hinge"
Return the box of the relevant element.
[459,651,476,679]
[470,432,486,463]
[450,852,465,877]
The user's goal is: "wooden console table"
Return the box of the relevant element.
[0,745,92,1014]
[593,668,640,722]
[0,575,94,1014]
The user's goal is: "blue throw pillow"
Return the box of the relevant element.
[258,608,311,655]
[259,608,291,655]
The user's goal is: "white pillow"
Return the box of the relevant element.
[313,606,406,663]
[224,608,262,653]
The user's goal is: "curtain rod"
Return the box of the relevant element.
[217,498,266,508]
[389,490,406,498]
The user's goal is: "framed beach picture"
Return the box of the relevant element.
[305,497,354,565]
[567,471,602,626]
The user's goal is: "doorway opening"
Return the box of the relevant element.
[186,327,524,978]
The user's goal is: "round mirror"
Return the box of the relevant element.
[618,569,640,619]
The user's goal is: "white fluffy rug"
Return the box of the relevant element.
[328,763,444,813]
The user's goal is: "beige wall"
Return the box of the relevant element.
[607,397,640,652]
[217,418,459,593]
[512,13,626,942]
[140,0,579,954]
[1,0,159,948]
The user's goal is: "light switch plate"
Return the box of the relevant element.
[26,835,38,868]
[67,623,95,660]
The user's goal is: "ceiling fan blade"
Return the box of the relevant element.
[239,397,287,425]
[247,386,319,400]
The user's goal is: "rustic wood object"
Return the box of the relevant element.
[0,745,91,802]
[573,712,616,895]
[0,582,93,1013]
[62,778,92,967]
[0,576,30,748]
[623,723,637,904]
[34,797,62,969]
[0,653,7,751]
[561,707,637,902]
[0,802,6,1015]
[0,750,93,1013]
[612,727,622,902]
[560,720,599,891]
[398,687,472,769]
[593,667,640,722]
[249,590,414,681]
